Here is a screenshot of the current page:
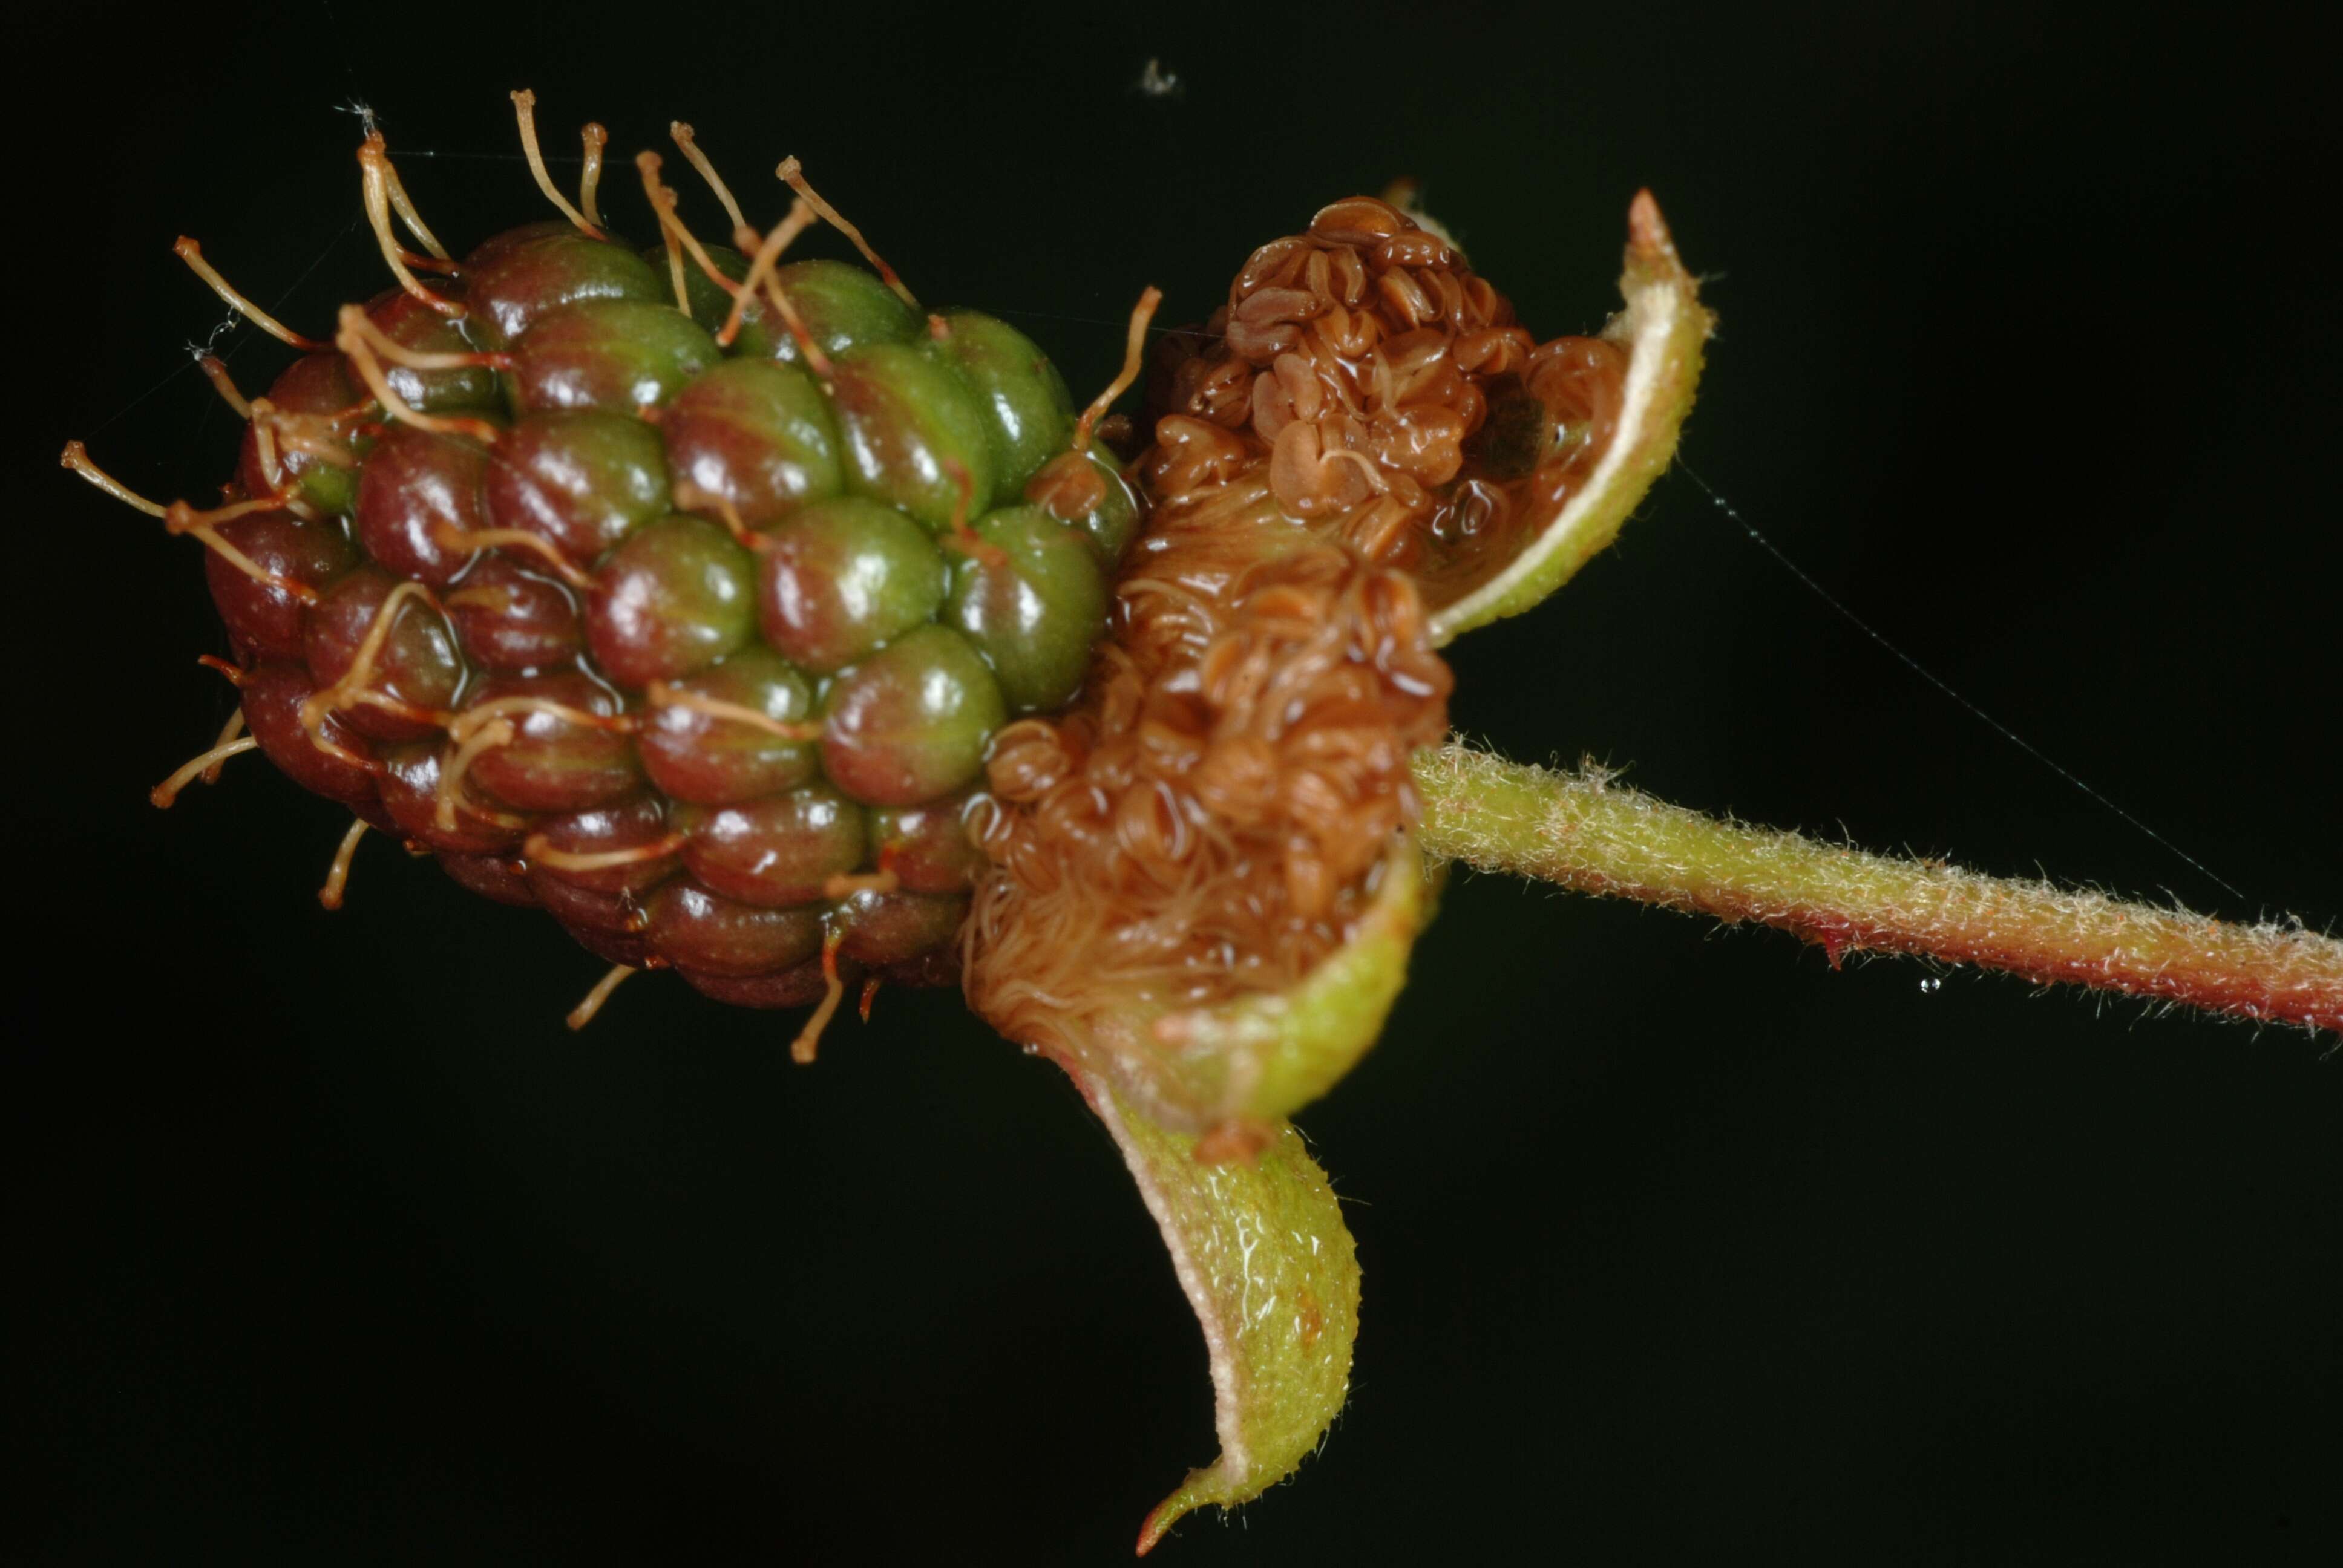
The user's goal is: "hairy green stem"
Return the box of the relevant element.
[1411,743,2342,1033]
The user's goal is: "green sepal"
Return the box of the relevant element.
[1149,837,1425,1126]
[1424,191,1713,644]
[1065,1071,1359,1556]
[1055,837,1427,1136]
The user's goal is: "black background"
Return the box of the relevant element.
[13,2,2339,1562]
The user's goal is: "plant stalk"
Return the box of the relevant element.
[1411,743,2342,1033]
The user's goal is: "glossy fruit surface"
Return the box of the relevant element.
[755,497,945,673]
[819,624,1006,806]
[191,216,1123,1004]
[485,410,672,564]
[943,505,1108,713]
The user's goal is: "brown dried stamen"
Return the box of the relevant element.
[721,200,819,356]
[59,441,166,517]
[151,735,258,808]
[566,964,638,1030]
[195,520,315,598]
[301,581,454,766]
[441,584,516,615]
[937,461,1008,570]
[638,152,746,304]
[669,122,749,235]
[776,157,919,309]
[357,135,462,315]
[254,398,371,491]
[521,831,688,873]
[448,696,633,742]
[373,140,451,261]
[434,699,637,818]
[755,255,829,372]
[346,309,513,376]
[172,238,330,351]
[969,544,1452,1070]
[317,817,370,910]
[1073,285,1163,452]
[244,396,289,491]
[194,354,252,419]
[335,306,504,443]
[577,122,609,228]
[976,198,1631,1074]
[789,929,848,1064]
[200,706,247,785]
[161,491,301,537]
[436,719,516,831]
[65,445,321,603]
[643,679,821,740]
[508,90,607,240]
[634,152,695,313]
[429,523,593,589]
[670,486,774,552]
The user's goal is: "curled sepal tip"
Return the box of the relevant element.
[1425,189,1714,645]
[1070,1072,1359,1555]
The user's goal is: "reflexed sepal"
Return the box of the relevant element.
[1425,191,1713,644]
[1147,836,1426,1129]
[1067,1071,1360,1556]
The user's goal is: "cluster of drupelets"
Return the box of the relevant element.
[66,92,1159,1054]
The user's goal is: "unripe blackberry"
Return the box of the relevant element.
[76,104,1728,1547]
[87,106,1139,1051]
